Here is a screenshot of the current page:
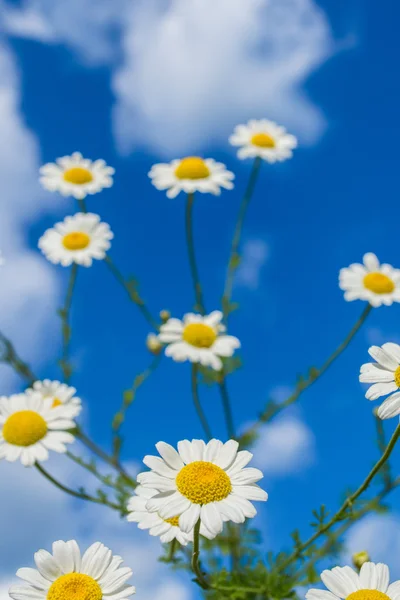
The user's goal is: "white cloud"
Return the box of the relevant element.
[251,412,315,475]
[343,513,400,579]
[235,239,269,290]
[1,0,334,155]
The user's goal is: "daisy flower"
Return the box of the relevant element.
[9,539,135,600]
[40,152,115,199]
[26,380,82,419]
[127,486,192,546]
[0,393,76,466]
[158,310,240,371]
[148,157,234,199]
[136,438,268,540]
[306,561,400,600]
[359,343,400,419]
[339,253,400,307]
[39,212,113,267]
[229,119,297,162]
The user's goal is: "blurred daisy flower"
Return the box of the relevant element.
[229,119,297,162]
[339,253,400,307]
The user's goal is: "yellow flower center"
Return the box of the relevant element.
[251,133,276,148]
[394,366,400,388]
[63,167,93,185]
[52,398,62,407]
[3,410,47,447]
[347,591,390,600]
[363,272,395,294]
[174,157,210,180]
[164,515,180,527]
[176,461,232,504]
[182,323,217,348]
[47,573,102,600]
[62,232,90,251]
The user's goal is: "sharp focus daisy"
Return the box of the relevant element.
[39,212,113,267]
[127,486,192,545]
[229,119,297,162]
[136,438,268,540]
[157,310,240,371]
[26,380,82,419]
[9,540,135,600]
[339,253,400,307]
[305,561,400,600]
[148,157,234,198]
[0,393,76,466]
[359,343,400,419]
[40,152,115,199]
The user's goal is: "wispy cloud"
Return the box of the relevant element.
[235,239,269,290]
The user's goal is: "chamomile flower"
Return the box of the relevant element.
[229,119,297,162]
[26,380,82,419]
[9,540,135,600]
[137,439,267,540]
[39,213,113,267]
[158,310,240,371]
[359,343,400,419]
[306,561,400,600]
[0,393,76,466]
[127,486,192,545]
[40,152,115,199]
[339,253,400,307]
[148,157,234,198]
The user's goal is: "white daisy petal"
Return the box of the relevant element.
[377,393,400,419]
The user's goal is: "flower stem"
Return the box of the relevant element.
[0,331,36,385]
[185,192,206,315]
[104,255,159,330]
[191,518,210,590]
[239,303,372,446]
[219,376,236,439]
[191,365,212,441]
[278,422,400,573]
[77,198,87,213]
[222,157,262,319]
[59,263,78,383]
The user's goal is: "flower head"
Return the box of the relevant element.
[146,333,163,355]
[136,438,267,540]
[9,540,135,600]
[158,310,240,371]
[306,562,399,600]
[127,486,192,546]
[0,393,76,466]
[148,157,234,198]
[26,380,82,419]
[39,212,113,267]
[40,152,115,199]
[359,343,400,419]
[339,253,400,307]
[229,119,297,162]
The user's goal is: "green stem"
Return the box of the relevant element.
[219,377,236,439]
[0,331,36,385]
[191,519,210,590]
[185,193,205,314]
[278,423,400,574]
[239,303,372,446]
[222,157,262,318]
[77,198,87,213]
[375,414,392,486]
[167,538,177,562]
[59,264,78,383]
[191,365,212,441]
[35,462,123,512]
[66,450,119,490]
[104,256,159,331]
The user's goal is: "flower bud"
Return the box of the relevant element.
[159,310,171,323]
[146,333,162,355]
[352,551,370,570]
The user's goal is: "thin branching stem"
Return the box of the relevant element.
[219,376,236,439]
[59,263,78,383]
[191,365,212,441]
[191,518,211,590]
[185,192,206,314]
[0,331,36,385]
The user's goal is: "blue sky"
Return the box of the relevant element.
[1,0,400,598]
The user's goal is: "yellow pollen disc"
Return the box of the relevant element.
[182,323,217,348]
[251,133,276,148]
[63,167,93,185]
[176,461,232,504]
[47,573,102,600]
[52,398,62,408]
[62,232,90,251]
[174,157,210,180]
[164,515,180,527]
[363,272,395,294]
[347,591,390,600]
[395,366,400,388]
[3,410,47,447]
